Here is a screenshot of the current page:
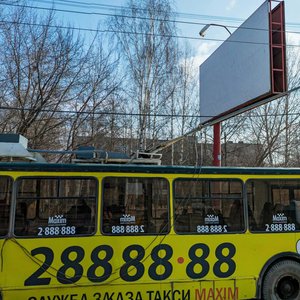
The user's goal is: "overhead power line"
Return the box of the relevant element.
[31,0,300,28]
[1,1,244,30]
[30,0,247,24]
[0,105,203,118]
[0,19,299,48]
[1,97,300,120]
[1,0,300,40]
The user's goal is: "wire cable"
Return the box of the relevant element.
[0,19,299,47]
[29,0,300,31]
[1,1,300,46]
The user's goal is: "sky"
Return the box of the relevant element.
[11,0,300,68]
[23,0,300,66]
[173,0,300,65]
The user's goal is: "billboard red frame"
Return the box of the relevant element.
[270,0,286,93]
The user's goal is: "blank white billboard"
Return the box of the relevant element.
[200,1,278,124]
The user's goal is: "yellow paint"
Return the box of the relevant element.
[0,170,299,300]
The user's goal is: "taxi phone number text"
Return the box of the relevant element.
[111,225,145,234]
[265,223,296,232]
[197,225,228,233]
[38,226,76,236]
[24,242,236,286]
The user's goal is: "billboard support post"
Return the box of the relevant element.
[213,122,221,166]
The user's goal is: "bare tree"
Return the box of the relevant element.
[173,43,199,165]
[108,0,179,151]
[0,4,120,159]
[62,36,121,155]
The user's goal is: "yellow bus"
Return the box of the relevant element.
[0,162,300,300]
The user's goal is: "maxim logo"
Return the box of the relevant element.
[48,215,67,226]
[204,214,219,224]
[120,214,136,224]
[273,213,287,223]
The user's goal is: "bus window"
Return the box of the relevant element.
[0,176,12,237]
[174,179,244,234]
[102,177,169,235]
[14,177,97,237]
[247,179,300,232]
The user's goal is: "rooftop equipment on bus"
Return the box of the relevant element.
[0,134,162,165]
[0,134,36,162]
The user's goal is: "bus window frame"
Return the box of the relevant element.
[0,175,13,238]
[246,178,300,233]
[173,177,246,235]
[13,175,99,238]
[101,176,170,236]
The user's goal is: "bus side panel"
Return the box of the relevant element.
[1,234,256,300]
[2,284,176,300]
[1,230,299,299]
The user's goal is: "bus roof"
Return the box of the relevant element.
[0,161,300,175]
